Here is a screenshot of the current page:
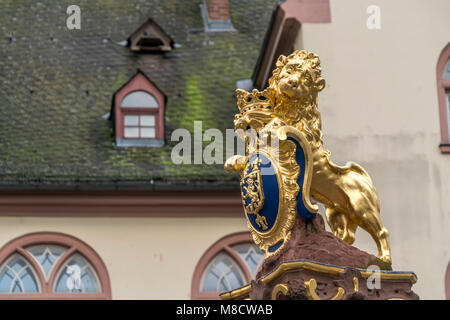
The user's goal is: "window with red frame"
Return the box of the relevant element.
[113,71,165,147]
[437,43,450,153]
[191,232,264,300]
[122,91,159,139]
[0,233,111,299]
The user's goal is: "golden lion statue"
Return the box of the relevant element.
[226,50,391,264]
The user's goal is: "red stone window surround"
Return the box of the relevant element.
[437,43,450,153]
[0,232,111,299]
[114,71,165,147]
[191,232,264,300]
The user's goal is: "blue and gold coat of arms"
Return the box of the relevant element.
[225,88,318,257]
[241,157,267,230]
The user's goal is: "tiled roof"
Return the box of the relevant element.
[0,0,278,190]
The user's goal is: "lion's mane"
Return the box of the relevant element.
[268,50,324,149]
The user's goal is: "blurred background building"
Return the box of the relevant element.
[0,0,448,299]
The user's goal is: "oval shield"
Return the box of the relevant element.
[240,154,280,233]
[289,138,317,220]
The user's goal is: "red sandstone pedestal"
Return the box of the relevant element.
[220,214,419,300]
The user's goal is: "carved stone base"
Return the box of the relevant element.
[220,214,419,300]
[257,213,392,279]
[220,259,419,300]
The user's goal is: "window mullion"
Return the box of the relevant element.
[47,246,77,293]
[223,246,252,282]
[16,247,46,293]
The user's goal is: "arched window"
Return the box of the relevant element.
[446,262,450,300]
[113,71,166,147]
[437,43,450,152]
[122,91,159,139]
[191,232,264,300]
[122,91,159,108]
[0,233,111,299]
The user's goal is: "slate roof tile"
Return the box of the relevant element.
[0,0,278,190]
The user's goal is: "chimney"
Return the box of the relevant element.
[205,0,230,21]
[201,0,235,32]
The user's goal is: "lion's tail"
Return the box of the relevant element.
[325,155,380,212]
[323,150,366,174]
[344,161,371,179]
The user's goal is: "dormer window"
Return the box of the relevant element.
[122,91,158,139]
[112,71,165,147]
[128,19,174,52]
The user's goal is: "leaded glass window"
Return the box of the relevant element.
[0,254,40,293]
[231,243,265,277]
[26,245,67,279]
[199,240,264,295]
[201,252,245,292]
[54,254,101,293]
[0,233,110,299]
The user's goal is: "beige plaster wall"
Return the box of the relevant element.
[296,0,450,299]
[0,216,247,299]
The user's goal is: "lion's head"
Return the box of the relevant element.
[270,50,325,99]
[269,50,325,148]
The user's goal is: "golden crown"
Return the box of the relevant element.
[235,88,274,116]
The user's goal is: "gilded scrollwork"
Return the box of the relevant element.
[304,278,345,300]
[271,284,290,300]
